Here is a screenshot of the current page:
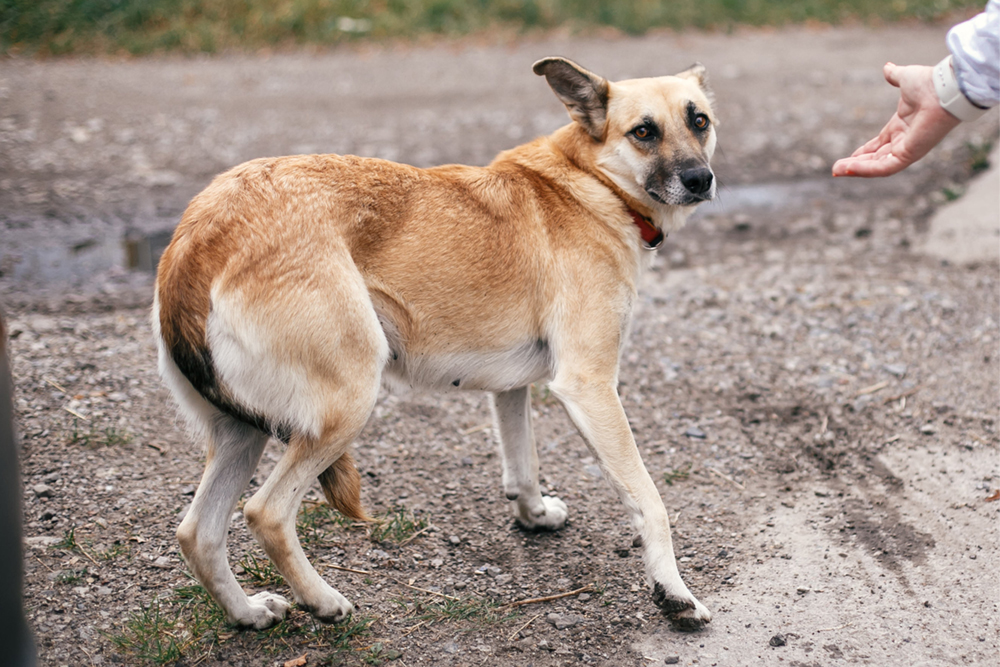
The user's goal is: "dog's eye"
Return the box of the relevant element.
[632,125,653,140]
[693,114,709,130]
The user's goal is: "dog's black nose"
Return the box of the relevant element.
[680,167,714,197]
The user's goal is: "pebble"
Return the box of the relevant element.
[883,363,908,377]
[684,426,707,439]
[495,573,512,585]
[546,613,584,630]
[769,634,787,647]
[448,535,461,546]
[151,556,172,569]
[665,657,680,665]
[32,484,54,498]
[919,424,937,435]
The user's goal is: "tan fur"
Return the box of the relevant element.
[155,57,718,631]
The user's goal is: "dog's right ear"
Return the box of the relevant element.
[533,57,609,141]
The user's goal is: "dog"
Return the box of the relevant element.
[152,56,717,631]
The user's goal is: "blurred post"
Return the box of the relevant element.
[0,311,37,667]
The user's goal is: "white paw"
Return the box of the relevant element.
[230,591,290,629]
[298,585,354,624]
[515,495,569,531]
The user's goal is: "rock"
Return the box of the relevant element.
[919,423,937,435]
[770,634,787,647]
[883,363,908,377]
[449,535,461,546]
[584,464,603,479]
[546,613,584,630]
[684,426,707,439]
[538,639,553,651]
[665,657,680,665]
[441,641,460,654]
[32,484,54,498]
[24,535,62,548]
[151,556,172,569]
[430,558,444,568]
[578,593,590,601]
[495,574,512,585]
[97,586,112,595]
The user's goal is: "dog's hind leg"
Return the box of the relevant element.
[491,386,568,530]
[176,414,289,629]
[243,424,372,622]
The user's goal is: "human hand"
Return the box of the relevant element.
[832,62,961,178]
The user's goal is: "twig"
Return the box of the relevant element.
[884,434,901,445]
[854,380,889,397]
[706,466,745,490]
[817,621,855,632]
[77,543,101,567]
[507,584,593,608]
[44,377,68,393]
[325,563,372,575]
[145,442,163,453]
[34,557,54,572]
[400,620,427,637]
[398,524,433,546]
[882,384,926,404]
[460,422,492,436]
[63,406,89,420]
[389,577,460,601]
[508,613,542,641]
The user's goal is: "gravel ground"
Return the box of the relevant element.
[2,23,998,667]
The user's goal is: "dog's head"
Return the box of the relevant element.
[534,57,717,217]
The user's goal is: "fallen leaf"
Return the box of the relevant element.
[284,655,307,667]
[986,490,999,502]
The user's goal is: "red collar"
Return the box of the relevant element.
[629,209,664,249]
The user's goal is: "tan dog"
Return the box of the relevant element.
[153,57,717,631]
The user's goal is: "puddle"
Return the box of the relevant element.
[4,229,174,285]
[695,178,833,218]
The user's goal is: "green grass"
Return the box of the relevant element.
[663,463,692,486]
[368,508,429,544]
[237,552,285,587]
[67,420,133,448]
[413,595,519,625]
[110,582,375,666]
[1,0,983,56]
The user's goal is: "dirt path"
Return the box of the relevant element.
[3,24,998,667]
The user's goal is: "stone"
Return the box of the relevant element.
[32,484,54,498]
[685,426,707,439]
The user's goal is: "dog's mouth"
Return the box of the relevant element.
[645,187,714,207]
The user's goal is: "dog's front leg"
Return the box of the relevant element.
[491,387,568,530]
[549,375,712,630]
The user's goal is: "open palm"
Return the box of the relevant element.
[832,63,961,178]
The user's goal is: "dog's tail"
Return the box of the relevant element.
[318,452,370,522]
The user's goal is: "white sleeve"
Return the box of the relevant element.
[946,0,1000,109]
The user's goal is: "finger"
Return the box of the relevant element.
[842,154,906,178]
[883,62,902,88]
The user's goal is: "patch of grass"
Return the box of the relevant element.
[56,567,88,585]
[297,501,357,546]
[67,420,133,448]
[663,463,692,486]
[237,552,285,587]
[362,642,403,665]
[52,527,79,551]
[108,596,184,665]
[111,581,376,666]
[415,595,519,625]
[967,139,994,174]
[942,186,964,201]
[2,0,983,56]
[368,508,428,544]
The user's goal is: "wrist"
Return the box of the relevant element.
[933,55,989,122]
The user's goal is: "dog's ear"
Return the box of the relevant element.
[676,62,712,94]
[533,57,609,141]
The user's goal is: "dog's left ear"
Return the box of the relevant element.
[533,57,609,141]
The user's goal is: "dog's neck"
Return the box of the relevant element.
[546,124,665,249]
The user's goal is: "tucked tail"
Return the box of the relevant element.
[318,452,370,521]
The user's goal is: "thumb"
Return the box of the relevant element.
[883,62,902,88]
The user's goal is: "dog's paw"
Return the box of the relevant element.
[652,582,712,632]
[299,587,354,624]
[515,495,569,531]
[231,592,290,629]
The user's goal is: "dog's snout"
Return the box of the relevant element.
[680,167,713,197]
